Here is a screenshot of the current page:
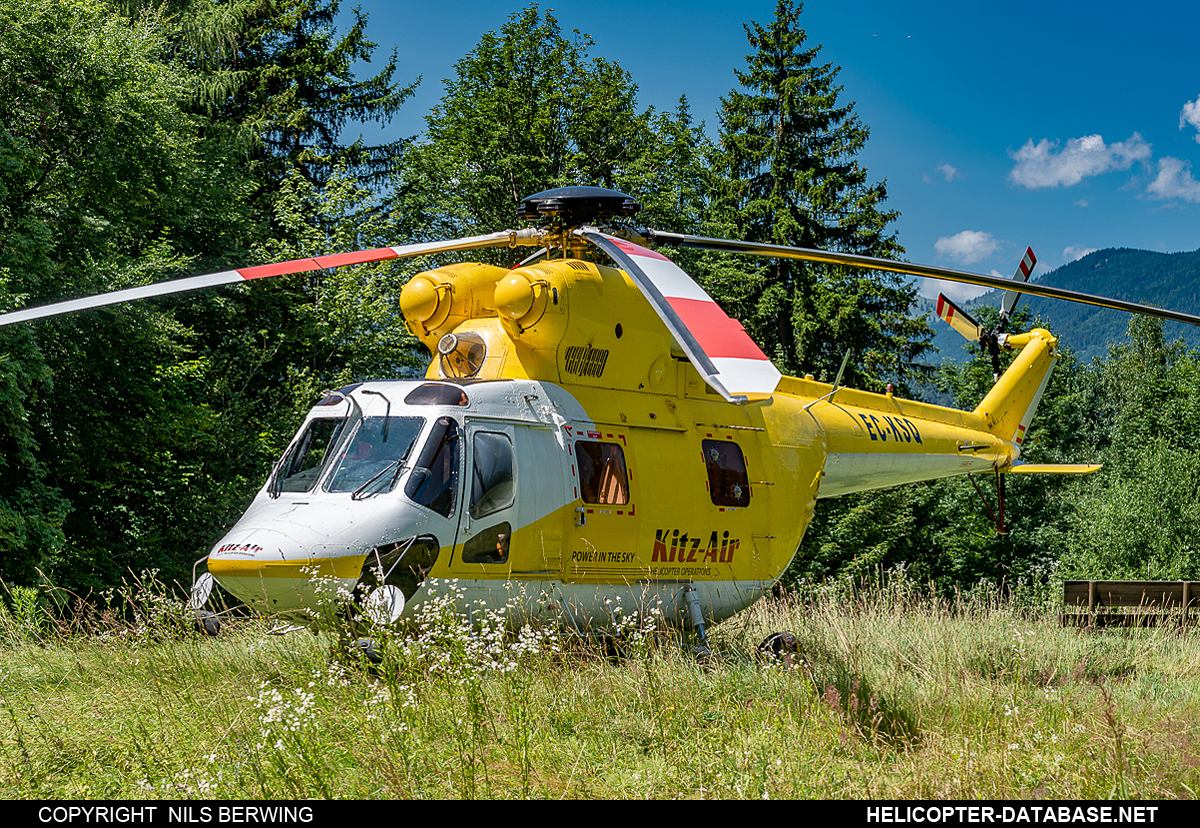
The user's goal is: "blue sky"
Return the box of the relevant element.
[348,1,1200,301]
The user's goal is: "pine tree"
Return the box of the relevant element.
[231,0,414,191]
[122,0,416,193]
[710,0,930,393]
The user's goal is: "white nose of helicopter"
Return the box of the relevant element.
[207,525,367,618]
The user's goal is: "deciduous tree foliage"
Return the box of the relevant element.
[393,5,711,256]
[0,0,416,590]
[0,0,259,586]
[1056,317,1200,579]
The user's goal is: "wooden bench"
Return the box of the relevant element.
[1061,580,1198,628]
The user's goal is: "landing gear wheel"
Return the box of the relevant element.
[194,610,220,637]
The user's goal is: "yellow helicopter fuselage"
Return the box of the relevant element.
[206,255,1068,630]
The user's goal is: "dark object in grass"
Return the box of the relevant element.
[759,631,798,659]
[194,611,220,637]
[356,637,383,664]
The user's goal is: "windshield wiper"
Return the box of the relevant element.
[361,389,392,442]
[350,441,416,500]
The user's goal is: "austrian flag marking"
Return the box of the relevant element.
[597,234,782,397]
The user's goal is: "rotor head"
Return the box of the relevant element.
[517,186,641,228]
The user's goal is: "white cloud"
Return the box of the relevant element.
[1075,198,1089,207]
[1008,133,1152,189]
[1063,245,1098,262]
[936,162,962,182]
[934,230,1000,264]
[922,279,991,304]
[1181,95,1200,143]
[1146,156,1200,202]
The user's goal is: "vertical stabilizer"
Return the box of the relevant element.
[972,329,1058,451]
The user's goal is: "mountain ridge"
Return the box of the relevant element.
[922,247,1200,363]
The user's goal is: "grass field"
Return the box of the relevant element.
[2,574,1198,799]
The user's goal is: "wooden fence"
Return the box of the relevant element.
[1061,580,1198,628]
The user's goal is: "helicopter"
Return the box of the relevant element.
[4,186,1199,645]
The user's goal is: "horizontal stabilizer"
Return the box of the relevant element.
[1002,463,1102,475]
[935,294,982,342]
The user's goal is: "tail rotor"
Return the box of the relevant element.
[934,246,1038,382]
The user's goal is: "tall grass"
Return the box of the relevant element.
[1,572,1198,798]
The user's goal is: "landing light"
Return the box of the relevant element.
[438,332,486,378]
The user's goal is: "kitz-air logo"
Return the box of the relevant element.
[563,344,610,378]
[652,529,739,564]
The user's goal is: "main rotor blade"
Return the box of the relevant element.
[578,229,781,403]
[0,231,528,328]
[649,231,1200,328]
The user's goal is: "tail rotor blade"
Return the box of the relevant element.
[1001,246,1037,318]
[935,294,983,342]
[0,231,533,328]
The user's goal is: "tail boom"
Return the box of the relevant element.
[775,329,1063,497]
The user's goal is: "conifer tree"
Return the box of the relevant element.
[227,0,414,191]
[710,0,930,392]
[117,0,415,193]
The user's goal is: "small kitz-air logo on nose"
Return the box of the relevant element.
[216,542,264,555]
[652,529,739,564]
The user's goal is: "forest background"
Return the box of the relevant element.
[1,0,1196,600]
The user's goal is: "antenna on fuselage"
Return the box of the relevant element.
[803,348,854,411]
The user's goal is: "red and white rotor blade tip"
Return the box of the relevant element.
[579,231,781,401]
[935,293,983,342]
[0,232,517,328]
[1001,247,1037,317]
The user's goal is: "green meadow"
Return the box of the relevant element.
[2,575,1198,799]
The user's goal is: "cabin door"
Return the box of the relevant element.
[452,421,520,574]
[563,424,640,584]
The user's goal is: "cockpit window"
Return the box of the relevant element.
[405,416,460,517]
[275,418,349,493]
[324,416,426,494]
[315,383,362,406]
[403,383,469,406]
[470,432,515,519]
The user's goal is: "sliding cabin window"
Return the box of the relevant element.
[462,522,511,564]
[575,441,630,505]
[702,439,750,507]
[469,432,515,519]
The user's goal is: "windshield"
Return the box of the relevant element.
[275,418,350,493]
[404,416,460,517]
[324,416,426,494]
